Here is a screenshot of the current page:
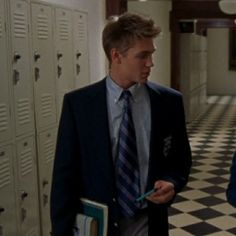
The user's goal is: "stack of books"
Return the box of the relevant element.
[73,198,108,236]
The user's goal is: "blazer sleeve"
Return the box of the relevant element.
[50,94,82,236]
[226,152,236,207]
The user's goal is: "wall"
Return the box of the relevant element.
[207,28,236,95]
[128,0,172,87]
[40,0,107,83]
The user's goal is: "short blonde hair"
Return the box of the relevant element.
[102,12,161,64]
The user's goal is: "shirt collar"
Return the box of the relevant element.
[106,75,144,103]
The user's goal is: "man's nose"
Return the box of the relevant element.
[146,55,154,67]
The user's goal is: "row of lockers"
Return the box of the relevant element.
[0,0,90,235]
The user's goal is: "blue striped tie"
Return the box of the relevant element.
[116,90,141,218]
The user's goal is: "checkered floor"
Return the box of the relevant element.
[169,96,236,236]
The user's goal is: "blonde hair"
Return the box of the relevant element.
[102,12,161,64]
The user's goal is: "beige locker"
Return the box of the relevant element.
[180,33,207,122]
[55,7,74,119]
[0,0,13,143]
[0,144,18,236]
[9,0,35,137]
[15,135,39,236]
[73,10,90,89]
[37,127,57,236]
[31,2,57,131]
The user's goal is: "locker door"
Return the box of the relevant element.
[0,144,18,236]
[73,11,90,88]
[37,127,57,236]
[31,3,56,130]
[55,7,74,119]
[9,0,35,137]
[0,0,12,143]
[16,135,39,236]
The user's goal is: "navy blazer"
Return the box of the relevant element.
[50,78,192,236]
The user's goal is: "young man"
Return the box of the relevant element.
[50,13,192,236]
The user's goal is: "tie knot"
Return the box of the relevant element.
[122,90,132,101]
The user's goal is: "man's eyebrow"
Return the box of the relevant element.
[138,49,156,54]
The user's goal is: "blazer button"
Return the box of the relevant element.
[114,222,118,227]
[112,198,116,202]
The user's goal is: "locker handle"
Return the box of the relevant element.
[13,70,20,84]
[57,65,62,78]
[57,52,63,60]
[34,52,41,61]
[35,67,40,81]
[43,180,49,188]
[76,52,82,59]
[76,64,80,75]
[0,207,5,214]
[14,52,21,62]
[0,151,5,157]
[43,194,48,206]
[21,191,28,200]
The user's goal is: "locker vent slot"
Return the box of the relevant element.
[37,14,49,39]
[0,104,8,132]
[44,139,54,163]
[77,19,85,42]
[17,99,30,125]
[20,148,33,176]
[13,12,27,38]
[0,158,11,189]
[41,94,53,118]
[59,19,69,40]
[0,16,2,37]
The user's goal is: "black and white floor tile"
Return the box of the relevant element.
[169,96,236,236]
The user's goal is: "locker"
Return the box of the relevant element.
[31,2,57,130]
[0,144,18,236]
[9,0,35,137]
[55,7,74,119]
[15,135,39,236]
[180,33,207,122]
[73,10,90,89]
[0,0,12,143]
[37,127,57,236]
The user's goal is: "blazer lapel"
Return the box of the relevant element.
[85,79,116,193]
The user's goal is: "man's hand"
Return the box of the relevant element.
[146,180,175,204]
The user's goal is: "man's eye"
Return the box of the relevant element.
[137,54,148,59]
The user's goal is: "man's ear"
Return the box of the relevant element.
[110,48,122,64]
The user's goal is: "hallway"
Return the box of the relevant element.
[169,96,236,235]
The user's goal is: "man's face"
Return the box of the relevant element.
[118,37,156,86]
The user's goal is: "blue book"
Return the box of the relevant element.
[74,198,108,236]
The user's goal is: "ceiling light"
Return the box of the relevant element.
[219,0,236,14]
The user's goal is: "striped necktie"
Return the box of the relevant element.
[116,90,141,218]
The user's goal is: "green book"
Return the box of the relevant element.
[74,198,108,236]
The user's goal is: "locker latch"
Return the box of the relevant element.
[35,67,40,81]
[34,51,41,62]
[13,70,20,84]
[21,208,27,222]
[14,52,21,62]
[43,194,48,206]
[76,52,82,59]
[76,64,80,75]
[0,207,5,214]
[57,66,62,78]
[57,52,63,60]
[21,191,28,201]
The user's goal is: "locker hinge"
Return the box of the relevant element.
[4,22,7,32]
